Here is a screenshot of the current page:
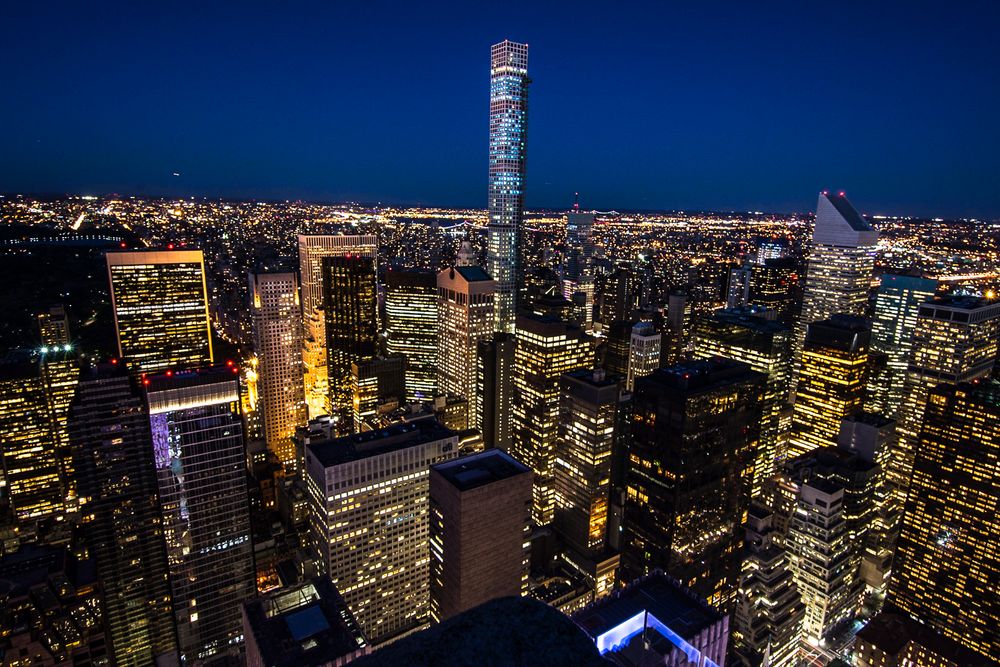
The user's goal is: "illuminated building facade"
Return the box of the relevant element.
[306,421,459,642]
[785,479,857,644]
[250,271,306,470]
[564,210,596,284]
[476,332,514,450]
[146,367,255,664]
[487,39,529,333]
[553,369,622,561]
[37,305,79,508]
[793,192,877,390]
[620,359,765,609]
[384,268,438,402]
[855,610,995,667]
[511,313,594,525]
[890,380,1000,661]
[625,322,660,392]
[350,355,406,431]
[297,234,378,419]
[68,362,179,667]
[37,304,70,347]
[600,267,638,324]
[891,296,999,509]
[692,307,792,494]
[867,274,938,419]
[748,256,798,324]
[437,266,496,430]
[322,254,378,437]
[429,449,532,622]
[106,249,214,374]
[788,314,870,460]
[602,320,633,379]
[726,264,752,308]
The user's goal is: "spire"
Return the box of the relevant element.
[573,192,580,211]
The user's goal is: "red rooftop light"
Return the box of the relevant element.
[120,242,127,248]
[226,359,234,367]
[167,243,175,250]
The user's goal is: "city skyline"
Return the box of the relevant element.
[3,2,999,219]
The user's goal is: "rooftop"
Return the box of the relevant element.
[856,610,993,666]
[641,357,764,394]
[821,192,872,232]
[453,265,492,282]
[431,449,530,492]
[307,419,456,468]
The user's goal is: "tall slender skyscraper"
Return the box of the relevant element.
[106,249,214,374]
[250,271,306,470]
[37,309,79,508]
[323,254,378,436]
[625,321,661,391]
[487,39,529,333]
[69,362,179,667]
[146,366,256,664]
[385,268,438,402]
[297,234,378,419]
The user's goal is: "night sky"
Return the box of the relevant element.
[3,1,998,218]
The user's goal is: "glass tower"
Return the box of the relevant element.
[384,268,438,402]
[487,39,529,333]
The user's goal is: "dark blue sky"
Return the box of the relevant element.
[3,1,998,217]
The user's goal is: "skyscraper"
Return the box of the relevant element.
[788,314,870,460]
[384,268,438,402]
[511,313,594,525]
[487,39,529,333]
[692,308,792,494]
[350,355,406,431]
[891,296,999,509]
[476,332,515,450]
[37,305,79,508]
[68,362,178,667]
[867,273,938,419]
[428,449,532,622]
[146,366,256,664]
[625,322,661,391]
[322,253,378,436]
[621,359,765,609]
[890,380,1000,661]
[748,256,799,324]
[297,234,378,419]
[726,264,752,309]
[306,420,459,642]
[437,266,496,430]
[106,249,213,374]
[250,271,306,470]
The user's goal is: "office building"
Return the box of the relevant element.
[437,266,496,430]
[146,366,256,664]
[867,274,938,418]
[298,234,378,419]
[788,314,870,459]
[573,571,729,667]
[601,320,633,380]
[37,304,71,347]
[564,208,596,285]
[476,332,514,450]
[350,355,406,431]
[511,313,594,525]
[726,264,752,308]
[855,611,994,667]
[68,362,178,667]
[621,359,765,609]
[756,240,788,264]
[242,577,370,667]
[250,271,307,469]
[748,256,798,324]
[693,307,792,494]
[487,39,529,333]
[891,296,999,509]
[428,449,532,622]
[306,420,459,643]
[322,253,378,436]
[106,249,213,373]
[625,322,660,391]
[890,380,1000,661]
[600,267,637,324]
[384,268,438,402]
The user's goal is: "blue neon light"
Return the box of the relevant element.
[593,610,720,667]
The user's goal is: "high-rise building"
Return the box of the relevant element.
[726,264,752,309]
[890,380,1000,661]
[476,332,515,450]
[322,254,378,436]
[68,362,178,667]
[306,420,459,642]
[625,322,660,392]
[563,209,596,285]
[855,610,994,667]
[788,314,870,460]
[428,449,532,622]
[146,366,256,664]
[37,304,71,347]
[487,39,529,333]
[785,479,857,644]
[621,359,765,609]
[437,266,496,430]
[601,320,634,380]
[37,305,79,508]
[511,313,594,525]
[297,234,378,419]
[868,273,939,418]
[748,257,798,324]
[891,296,999,509]
[600,267,638,324]
[553,369,625,592]
[106,249,213,373]
[692,307,792,494]
[250,271,307,470]
[384,268,438,402]
[350,355,406,431]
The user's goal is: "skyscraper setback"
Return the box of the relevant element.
[487,39,529,333]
